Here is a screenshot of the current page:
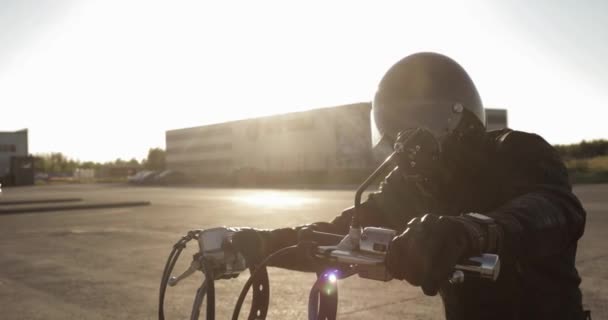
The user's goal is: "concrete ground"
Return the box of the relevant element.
[0,184,605,319]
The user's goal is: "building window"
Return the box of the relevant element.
[286,116,313,131]
[487,114,506,124]
[264,122,283,134]
[167,143,232,154]
[246,122,259,141]
[171,158,233,167]
[486,111,508,128]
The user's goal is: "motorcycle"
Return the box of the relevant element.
[158,129,501,320]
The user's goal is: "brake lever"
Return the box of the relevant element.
[169,253,202,286]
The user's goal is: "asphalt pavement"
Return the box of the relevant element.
[0,184,606,319]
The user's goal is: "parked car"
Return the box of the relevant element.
[142,171,160,184]
[35,173,49,181]
[153,170,189,185]
[127,170,158,184]
[127,171,148,183]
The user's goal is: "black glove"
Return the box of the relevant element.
[231,228,272,268]
[385,214,482,296]
[330,200,390,234]
[230,227,322,272]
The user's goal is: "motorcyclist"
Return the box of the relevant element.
[231,52,588,320]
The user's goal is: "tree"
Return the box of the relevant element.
[144,148,166,171]
[35,152,72,174]
[555,139,608,159]
[80,161,99,169]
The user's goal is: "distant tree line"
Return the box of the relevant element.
[554,139,608,160]
[35,148,166,174]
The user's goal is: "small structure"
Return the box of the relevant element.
[74,168,95,183]
[0,129,33,186]
[97,165,139,179]
[486,109,508,131]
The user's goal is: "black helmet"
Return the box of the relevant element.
[372,52,485,147]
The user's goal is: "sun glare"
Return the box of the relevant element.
[231,192,317,208]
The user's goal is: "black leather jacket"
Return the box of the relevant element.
[259,129,587,320]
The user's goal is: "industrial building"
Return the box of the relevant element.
[166,103,508,184]
[166,103,372,184]
[0,129,34,186]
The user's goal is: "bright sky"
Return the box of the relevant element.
[1,0,606,162]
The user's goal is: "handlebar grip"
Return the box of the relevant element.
[451,254,500,283]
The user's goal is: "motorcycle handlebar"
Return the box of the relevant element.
[302,229,500,283]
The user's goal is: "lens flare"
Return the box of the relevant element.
[328,273,337,284]
[320,270,339,296]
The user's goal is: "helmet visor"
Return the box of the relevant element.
[371,101,465,148]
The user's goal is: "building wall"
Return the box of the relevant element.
[166,103,371,178]
[486,108,508,131]
[166,104,507,180]
[166,124,234,175]
[0,129,28,177]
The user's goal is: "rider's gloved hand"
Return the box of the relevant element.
[330,199,388,233]
[385,213,488,296]
[231,226,321,271]
[231,228,273,267]
[230,200,389,272]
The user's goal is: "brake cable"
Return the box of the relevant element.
[159,232,197,320]
[160,230,271,320]
[231,245,298,320]
[231,241,347,320]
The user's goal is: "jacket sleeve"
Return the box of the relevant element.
[263,167,427,270]
[484,131,586,261]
